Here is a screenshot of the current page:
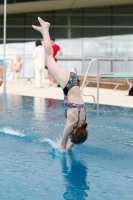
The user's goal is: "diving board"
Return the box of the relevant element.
[100,74,133,78]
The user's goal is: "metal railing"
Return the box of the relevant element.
[0,54,35,83]
[71,68,77,74]
[83,56,129,90]
[58,55,83,75]
[81,59,100,109]
[0,54,133,87]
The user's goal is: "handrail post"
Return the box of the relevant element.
[81,58,100,110]
[71,68,77,74]
[97,60,100,112]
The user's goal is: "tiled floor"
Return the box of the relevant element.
[0,78,133,108]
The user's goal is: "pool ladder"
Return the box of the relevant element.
[80,59,100,110]
[71,68,77,74]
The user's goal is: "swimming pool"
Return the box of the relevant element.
[0,94,133,200]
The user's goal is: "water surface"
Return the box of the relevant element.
[0,94,133,200]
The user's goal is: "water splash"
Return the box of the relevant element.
[0,127,26,137]
[40,137,60,149]
[40,137,66,155]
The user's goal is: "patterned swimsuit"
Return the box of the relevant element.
[63,72,86,122]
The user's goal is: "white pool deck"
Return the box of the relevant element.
[0,78,133,108]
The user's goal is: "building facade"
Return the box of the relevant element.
[0,1,133,57]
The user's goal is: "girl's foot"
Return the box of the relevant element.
[32,25,42,33]
[32,17,50,33]
[38,17,50,28]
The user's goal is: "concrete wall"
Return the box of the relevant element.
[1,0,133,15]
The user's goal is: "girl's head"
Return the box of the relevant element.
[36,39,42,47]
[16,55,21,61]
[70,123,88,144]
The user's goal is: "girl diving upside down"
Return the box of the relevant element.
[32,17,88,151]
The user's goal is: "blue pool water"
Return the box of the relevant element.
[0,94,133,200]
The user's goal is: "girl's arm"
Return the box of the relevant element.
[66,141,74,150]
[12,62,16,71]
[20,63,22,71]
[60,113,77,150]
[55,49,62,59]
[60,125,73,150]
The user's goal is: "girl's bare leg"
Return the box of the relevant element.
[32,17,70,88]
[11,71,16,85]
[32,17,52,56]
[16,72,20,84]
